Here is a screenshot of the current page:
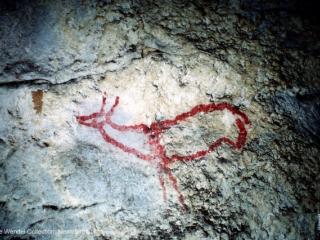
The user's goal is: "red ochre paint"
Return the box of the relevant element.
[76,92,251,210]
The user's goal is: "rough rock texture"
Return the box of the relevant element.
[0,0,320,239]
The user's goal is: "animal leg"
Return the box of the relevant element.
[158,172,167,205]
[167,169,186,211]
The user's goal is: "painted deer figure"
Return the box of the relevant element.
[76,92,250,209]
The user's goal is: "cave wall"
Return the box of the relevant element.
[0,0,319,239]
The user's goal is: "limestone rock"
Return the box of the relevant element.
[0,0,319,239]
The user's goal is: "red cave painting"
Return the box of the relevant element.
[76,92,250,210]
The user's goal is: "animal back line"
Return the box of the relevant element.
[152,102,250,131]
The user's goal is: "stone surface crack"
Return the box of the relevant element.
[42,201,107,212]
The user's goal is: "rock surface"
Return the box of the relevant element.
[0,0,319,239]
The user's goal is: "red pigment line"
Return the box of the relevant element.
[167,170,186,210]
[158,174,167,203]
[105,118,150,133]
[98,127,153,161]
[76,93,250,209]
[214,103,250,125]
[77,117,102,128]
[100,94,107,113]
[76,112,103,122]
[169,120,248,162]
[152,102,250,133]
[170,137,231,162]
[105,96,119,117]
[234,119,247,149]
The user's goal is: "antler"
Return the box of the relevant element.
[76,92,120,127]
[105,95,120,118]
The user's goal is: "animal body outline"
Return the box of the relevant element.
[76,92,250,209]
